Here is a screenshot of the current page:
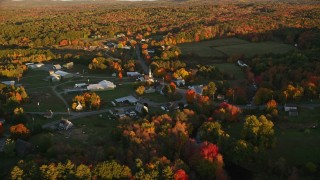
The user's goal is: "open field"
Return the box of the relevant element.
[270,107,320,165]
[178,38,296,58]
[215,63,245,80]
[22,87,67,112]
[226,107,320,166]
[214,41,296,57]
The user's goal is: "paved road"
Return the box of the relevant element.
[135,44,149,74]
[28,106,135,129]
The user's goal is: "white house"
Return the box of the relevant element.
[53,64,62,70]
[76,102,83,111]
[127,72,141,77]
[63,62,74,69]
[237,60,248,67]
[1,81,15,86]
[87,80,116,91]
[54,70,74,79]
[74,83,87,88]
[59,118,73,130]
[174,77,185,86]
[27,63,44,69]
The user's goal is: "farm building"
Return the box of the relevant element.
[59,118,73,130]
[27,63,44,69]
[53,64,62,70]
[54,70,74,79]
[127,72,141,77]
[74,83,88,88]
[87,80,116,91]
[50,74,61,82]
[115,95,138,105]
[63,62,74,69]
[135,102,148,113]
[1,81,15,86]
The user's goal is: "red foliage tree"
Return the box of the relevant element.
[174,169,189,180]
[200,141,219,162]
[0,123,4,137]
[185,89,196,104]
[10,123,30,140]
[59,39,68,46]
[118,72,123,81]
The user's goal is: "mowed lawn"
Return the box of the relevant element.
[178,37,295,58]
[215,63,245,80]
[270,107,320,165]
[22,87,67,112]
[226,108,320,166]
[214,41,296,57]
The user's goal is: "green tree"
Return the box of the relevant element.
[198,121,228,145]
[75,164,92,179]
[11,166,24,180]
[202,82,217,100]
[241,115,275,149]
[94,161,131,179]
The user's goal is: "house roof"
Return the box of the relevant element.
[188,85,204,95]
[115,95,138,104]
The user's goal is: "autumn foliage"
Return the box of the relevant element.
[214,102,241,122]
[10,123,30,140]
[185,89,196,104]
[174,169,189,180]
[0,123,4,137]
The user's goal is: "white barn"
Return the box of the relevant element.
[87,80,116,91]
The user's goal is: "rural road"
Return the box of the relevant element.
[135,44,149,74]
[27,106,135,129]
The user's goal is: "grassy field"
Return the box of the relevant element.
[214,41,296,57]
[178,37,295,58]
[20,70,52,87]
[215,63,245,80]
[225,107,320,166]
[22,87,67,112]
[270,107,320,165]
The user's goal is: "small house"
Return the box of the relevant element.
[44,110,53,119]
[115,95,138,105]
[174,77,185,86]
[53,64,62,70]
[63,62,74,69]
[1,81,15,86]
[59,118,73,130]
[76,102,83,111]
[127,72,141,77]
[74,83,88,88]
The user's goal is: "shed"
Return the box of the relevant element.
[53,64,62,70]
[115,95,138,105]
